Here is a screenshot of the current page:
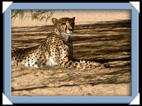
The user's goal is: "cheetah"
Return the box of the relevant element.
[12,17,102,69]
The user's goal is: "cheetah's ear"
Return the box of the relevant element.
[72,17,75,21]
[52,18,58,25]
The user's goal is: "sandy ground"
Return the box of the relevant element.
[13,83,130,96]
[12,65,130,96]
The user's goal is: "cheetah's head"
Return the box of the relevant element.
[52,17,75,35]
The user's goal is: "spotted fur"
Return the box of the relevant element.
[12,17,102,69]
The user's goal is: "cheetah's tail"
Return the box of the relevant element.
[64,60,105,70]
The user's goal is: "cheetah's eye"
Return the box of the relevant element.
[71,23,74,26]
